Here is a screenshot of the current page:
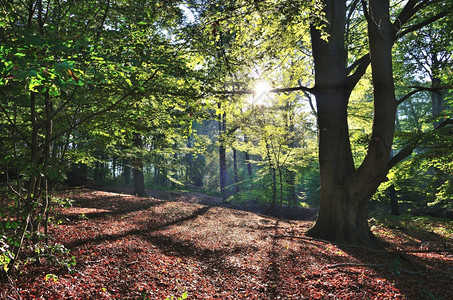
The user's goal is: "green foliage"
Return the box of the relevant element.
[384,3,453,217]
[52,197,74,209]
[0,0,211,274]
[378,116,453,216]
[33,243,77,273]
[0,236,14,272]
[45,273,58,283]
[0,0,451,274]
[369,215,453,239]
[298,162,320,206]
[141,291,188,300]
[166,292,188,300]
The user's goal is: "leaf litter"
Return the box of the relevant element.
[3,188,452,299]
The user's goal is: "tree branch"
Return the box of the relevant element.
[347,1,444,95]
[398,8,453,39]
[391,0,422,37]
[387,118,453,169]
[50,68,161,143]
[302,89,318,118]
[214,85,314,96]
[97,0,110,39]
[0,103,31,149]
[347,53,370,93]
[397,85,453,105]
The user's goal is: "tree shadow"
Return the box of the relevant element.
[53,189,452,299]
[97,185,318,221]
[62,202,274,297]
[57,195,164,221]
[64,205,212,249]
[332,227,453,300]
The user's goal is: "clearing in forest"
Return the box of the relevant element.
[3,188,452,299]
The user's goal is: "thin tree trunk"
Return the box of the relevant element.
[133,134,146,197]
[10,92,40,271]
[112,157,116,181]
[285,100,297,205]
[389,185,400,215]
[186,135,193,186]
[244,135,253,181]
[42,93,53,245]
[123,160,131,185]
[278,167,283,207]
[233,148,239,194]
[245,152,252,178]
[264,141,276,208]
[218,103,227,201]
[94,161,100,182]
[272,169,276,208]
[287,170,297,205]
[431,61,443,128]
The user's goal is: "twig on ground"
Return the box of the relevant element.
[327,263,388,269]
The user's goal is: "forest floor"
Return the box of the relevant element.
[2,188,452,299]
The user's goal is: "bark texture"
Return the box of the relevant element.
[307,0,397,245]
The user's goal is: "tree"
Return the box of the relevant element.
[133,133,147,197]
[0,0,205,275]
[206,0,451,244]
[228,91,311,207]
[306,0,452,244]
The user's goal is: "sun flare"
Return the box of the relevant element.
[254,81,272,96]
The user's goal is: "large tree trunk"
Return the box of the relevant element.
[307,0,396,246]
[286,170,297,205]
[306,0,358,243]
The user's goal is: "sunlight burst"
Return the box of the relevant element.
[254,81,272,96]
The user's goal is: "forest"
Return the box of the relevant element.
[0,0,452,299]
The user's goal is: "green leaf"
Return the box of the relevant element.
[45,274,58,283]
[28,77,42,92]
[54,61,72,72]
[49,84,60,96]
